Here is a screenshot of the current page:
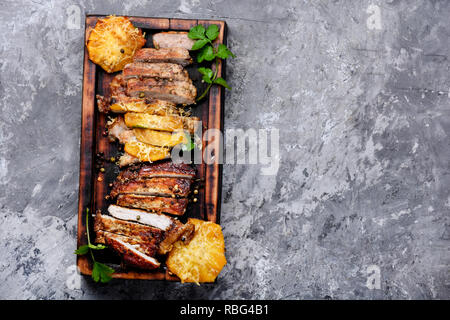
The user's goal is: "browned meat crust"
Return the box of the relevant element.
[118,153,140,167]
[95,207,195,255]
[110,177,192,198]
[133,47,193,66]
[107,116,134,144]
[123,62,190,81]
[159,222,195,254]
[117,194,189,216]
[94,211,164,243]
[95,230,159,257]
[96,94,110,113]
[153,32,195,50]
[126,77,197,105]
[116,161,196,183]
[110,74,127,97]
[100,232,161,270]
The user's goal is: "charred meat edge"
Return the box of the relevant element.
[101,233,161,270]
[117,194,188,216]
[133,47,193,66]
[126,78,196,106]
[123,62,190,81]
[94,211,164,242]
[105,205,194,254]
[110,177,192,198]
[115,161,196,183]
[96,230,159,257]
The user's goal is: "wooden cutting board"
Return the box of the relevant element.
[77,16,226,280]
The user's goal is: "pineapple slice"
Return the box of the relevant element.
[124,112,184,132]
[166,218,227,284]
[86,16,146,73]
[134,129,188,147]
[110,100,179,115]
[124,140,170,162]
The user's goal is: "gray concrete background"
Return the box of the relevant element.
[0,0,449,299]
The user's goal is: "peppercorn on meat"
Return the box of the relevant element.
[110,177,192,198]
[126,77,197,105]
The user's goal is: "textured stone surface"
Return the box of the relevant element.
[1,0,449,299]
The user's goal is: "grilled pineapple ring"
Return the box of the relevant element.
[87,16,146,73]
[166,218,227,284]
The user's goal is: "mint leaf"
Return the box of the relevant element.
[89,243,107,250]
[92,262,114,283]
[188,25,206,40]
[214,77,231,90]
[191,39,209,51]
[198,67,213,83]
[74,245,89,255]
[216,44,235,59]
[206,24,219,41]
[197,45,215,63]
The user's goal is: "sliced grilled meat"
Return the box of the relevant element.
[94,212,164,242]
[105,205,195,254]
[101,233,161,270]
[110,74,127,97]
[116,161,196,183]
[123,62,190,81]
[110,177,192,198]
[133,47,193,66]
[107,116,134,144]
[95,230,159,257]
[118,152,140,167]
[127,77,197,105]
[159,221,195,254]
[117,194,189,216]
[153,31,195,50]
[96,94,111,113]
[108,205,173,230]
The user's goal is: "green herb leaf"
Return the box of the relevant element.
[198,67,213,83]
[191,39,209,51]
[192,24,235,102]
[74,245,89,255]
[213,77,232,90]
[89,243,107,250]
[216,44,235,59]
[188,25,206,40]
[206,25,219,41]
[181,134,195,152]
[197,45,215,63]
[75,208,114,284]
[92,262,114,283]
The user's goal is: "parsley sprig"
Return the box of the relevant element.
[188,24,235,102]
[74,208,114,283]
